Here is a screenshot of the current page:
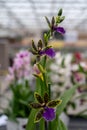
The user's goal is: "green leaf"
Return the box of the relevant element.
[39,118,45,130]
[61,58,65,68]
[78,64,86,74]
[26,109,37,130]
[51,84,79,130]
[51,117,67,130]
[77,109,87,116]
[58,119,67,130]
[56,84,79,116]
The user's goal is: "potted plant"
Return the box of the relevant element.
[4,50,34,130]
[25,9,82,130]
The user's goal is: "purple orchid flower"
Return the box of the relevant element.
[40,48,56,58]
[30,92,62,122]
[53,26,65,34]
[42,107,56,121]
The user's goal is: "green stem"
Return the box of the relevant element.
[43,73,48,90]
[39,78,44,97]
[43,56,47,69]
[39,119,45,130]
[45,121,48,130]
[48,122,51,130]
[48,83,52,130]
[48,83,51,99]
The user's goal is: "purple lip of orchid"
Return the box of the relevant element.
[53,26,65,34]
[42,107,56,121]
[40,48,56,58]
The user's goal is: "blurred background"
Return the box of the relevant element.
[0,0,87,69]
[0,0,87,130]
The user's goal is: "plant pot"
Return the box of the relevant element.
[68,115,87,130]
[60,112,70,127]
[7,118,28,130]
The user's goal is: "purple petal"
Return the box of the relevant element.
[40,48,56,58]
[42,107,56,121]
[53,26,65,34]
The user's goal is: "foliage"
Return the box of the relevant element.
[4,80,34,120]
[4,50,34,120]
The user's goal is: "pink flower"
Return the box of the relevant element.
[6,50,33,82]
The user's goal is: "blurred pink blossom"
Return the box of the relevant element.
[6,50,33,84]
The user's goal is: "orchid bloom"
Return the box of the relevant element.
[30,92,62,122]
[39,48,56,58]
[53,26,65,34]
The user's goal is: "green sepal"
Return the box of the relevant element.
[33,74,39,78]
[44,33,48,43]
[47,99,62,108]
[34,92,44,104]
[32,40,37,51]
[56,16,60,24]
[59,16,65,23]
[56,16,65,24]
[58,8,62,16]
[38,40,43,49]
[34,109,44,123]
[44,92,49,104]
[30,49,37,55]
[45,16,51,28]
[30,103,42,109]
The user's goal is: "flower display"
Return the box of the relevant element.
[4,8,87,130]
[49,52,87,115]
[5,50,34,120]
